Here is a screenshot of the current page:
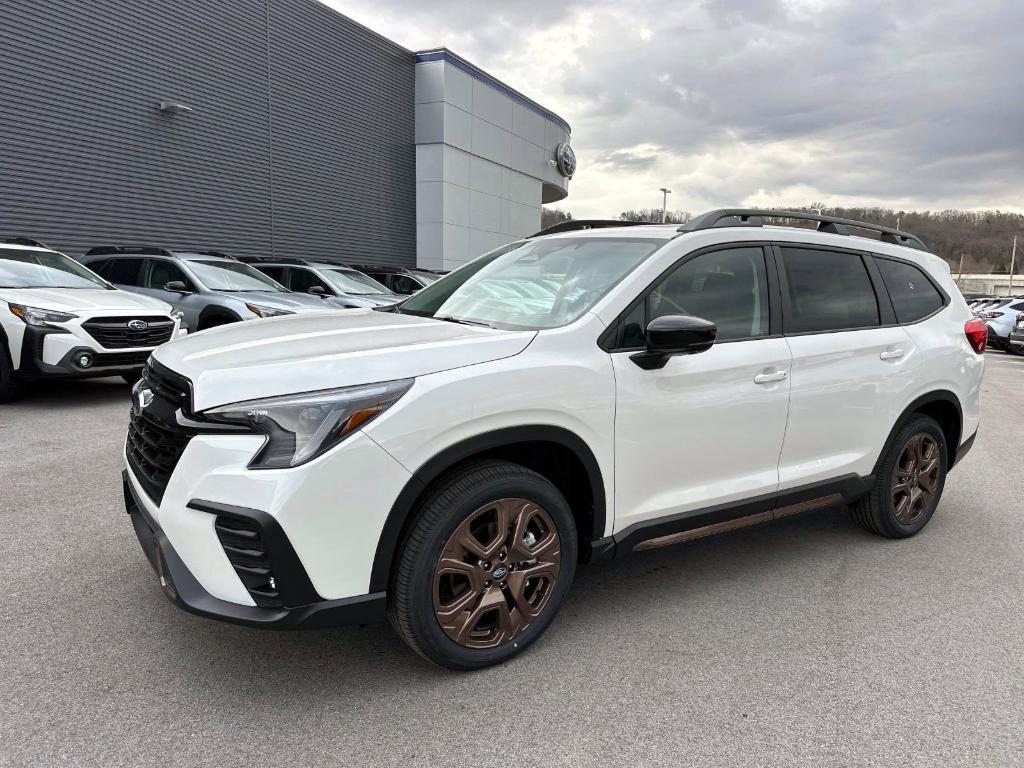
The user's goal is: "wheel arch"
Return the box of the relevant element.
[879,390,963,471]
[369,425,607,594]
[197,305,241,329]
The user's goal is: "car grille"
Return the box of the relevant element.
[126,409,193,505]
[92,351,152,368]
[214,518,283,608]
[125,362,194,504]
[82,316,174,349]
[140,359,191,405]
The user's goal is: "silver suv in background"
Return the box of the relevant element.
[239,257,400,308]
[971,296,1024,351]
[80,247,333,331]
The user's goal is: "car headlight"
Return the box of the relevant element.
[8,304,77,326]
[245,303,293,318]
[203,378,414,468]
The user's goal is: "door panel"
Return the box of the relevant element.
[778,327,919,488]
[612,339,792,531]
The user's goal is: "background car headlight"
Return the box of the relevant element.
[202,379,414,468]
[245,303,293,318]
[8,304,77,326]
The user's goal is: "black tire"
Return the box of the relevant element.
[851,414,948,538]
[388,460,577,671]
[0,344,24,403]
[121,371,143,386]
[197,314,235,331]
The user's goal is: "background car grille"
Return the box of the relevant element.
[93,351,152,368]
[214,518,283,608]
[82,316,174,349]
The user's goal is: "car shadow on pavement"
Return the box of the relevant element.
[132,505,867,689]
[4,376,131,409]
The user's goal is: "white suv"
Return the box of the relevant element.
[122,210,985,670]
[0,239,183,401]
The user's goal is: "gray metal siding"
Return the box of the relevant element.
[0,0,416,266]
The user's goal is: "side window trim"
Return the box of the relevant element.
[599,242,779,352]
[771,242,885,336]
[871,253,950,327]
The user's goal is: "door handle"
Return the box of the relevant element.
[754,370,788,384]
[880,348,905,360]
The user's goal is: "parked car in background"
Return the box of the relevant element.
[121,209,982,670]
[347,264,441,295]
[972,296,1024,351]
[239,257,400,308]
[80,247,333,332]
[1008,311,1024,355]
[0,238,182,401]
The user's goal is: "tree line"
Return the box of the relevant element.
[541,205,1022,273]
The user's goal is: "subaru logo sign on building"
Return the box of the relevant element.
[555,142,576,178]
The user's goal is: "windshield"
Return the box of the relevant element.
[188,260,288,292]
[411,270,440,285]
[323,269,391,295]
[0,248,109,289]
[399,237,667,329]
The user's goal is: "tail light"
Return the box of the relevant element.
[964,319,987,354]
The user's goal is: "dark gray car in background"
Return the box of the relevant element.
[239,257,401,308]
[80,247,333,332]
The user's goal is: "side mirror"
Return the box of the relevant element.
[307,285,327,296]
[630,314,716,370]
[164,281,191,294]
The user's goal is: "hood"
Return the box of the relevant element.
[153,309,536,411]
[220,290,339,312]
[1,288,171,314]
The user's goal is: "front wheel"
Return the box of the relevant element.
[0,345,24,403]
[851,415,947,538]
[388,461,577,670]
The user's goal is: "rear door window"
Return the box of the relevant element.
[779,247,879,333]
[106,258,144,286]
[874,257,945,323]
[257,265,287,284]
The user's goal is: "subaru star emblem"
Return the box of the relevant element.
[554,142,576,178]
[132,387,154,415]
[127,319,148,331]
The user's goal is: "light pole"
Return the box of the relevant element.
[659,187,672,223]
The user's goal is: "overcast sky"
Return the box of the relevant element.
[324,0,1022,218]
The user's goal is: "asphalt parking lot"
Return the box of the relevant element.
[2,351,1023,768]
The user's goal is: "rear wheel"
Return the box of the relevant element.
[0,344,24,403]
[851,415,947,538]
[388,461,577,670]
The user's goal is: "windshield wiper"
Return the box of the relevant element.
[435,315,495,328]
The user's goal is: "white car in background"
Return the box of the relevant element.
[121,210,984,670]
[0,239,182,401]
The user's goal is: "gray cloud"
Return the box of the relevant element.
[325,0,1024,215]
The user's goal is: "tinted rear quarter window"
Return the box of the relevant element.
[106,258,144,286]
[780,247,879,333]
[874,257,945,323]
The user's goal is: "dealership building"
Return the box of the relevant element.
[0,1,573,271]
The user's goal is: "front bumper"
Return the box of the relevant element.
[124,471,385,629]
[16,321,176,379]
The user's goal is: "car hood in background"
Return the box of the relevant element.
[0,288,172,314]
[321,294,402,309]
[218,290,341,313]
[153,309,536,411]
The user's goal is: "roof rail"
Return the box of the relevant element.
[189,249,233,259]
[84,245,174,257]
[3,237,50,249]
[238,256,311,266]
[678,209,928,251]
[530,219,651,237]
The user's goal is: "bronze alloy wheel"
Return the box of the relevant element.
[891,432,940,525]
[432,498,561,649]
